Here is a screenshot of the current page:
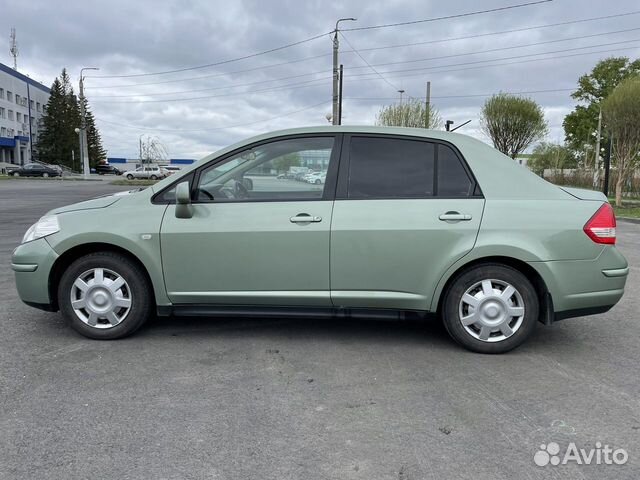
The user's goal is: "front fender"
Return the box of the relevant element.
[45,203,171,306]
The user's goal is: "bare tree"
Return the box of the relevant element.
[602,76,640,207]
[376,98,442,129]
[480,93,548,159]
[139,135,168,164]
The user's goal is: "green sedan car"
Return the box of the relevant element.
[12,126,628,353]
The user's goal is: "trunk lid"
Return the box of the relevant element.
[559,186,607,201]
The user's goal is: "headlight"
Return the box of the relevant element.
[22,215,60,243]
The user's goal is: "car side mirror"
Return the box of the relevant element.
[175,181,193,219]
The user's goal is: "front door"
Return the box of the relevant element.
[330,135,485,311]
[160,135,340,306]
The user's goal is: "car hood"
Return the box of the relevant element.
[559,186,607,201]
[46,189,142,215]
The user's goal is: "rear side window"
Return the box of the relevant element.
[348,137,435,199]
[437,144,473,196]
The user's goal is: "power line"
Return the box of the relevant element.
[85,10,640,90]
[91,42,639,105]
[354,10,640,54]
[90,69,330,98]
[347,40,640,79]
[86,53,331,89]
[91,76,332,104]
[338,32,401,93]
[342,0,553,32]
[90,27,638,100]
[344,88,575,101]
[350,27,640,71]
[95,101,330,132]
[88,31,332,79]
[87,1,552,82]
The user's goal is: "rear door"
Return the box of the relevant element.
[330,134,484,311]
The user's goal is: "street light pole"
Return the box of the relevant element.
[79,67,99,178]
[332,18,356,126]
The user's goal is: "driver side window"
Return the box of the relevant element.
[194,136,335,202]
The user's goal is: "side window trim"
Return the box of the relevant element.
[336,134,482,200]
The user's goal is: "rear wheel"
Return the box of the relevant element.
[58,252,152,339]
[150,175,158,180]
[442,264,538,354]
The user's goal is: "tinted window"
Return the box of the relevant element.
[348,137,435,199]
[195,137,335,202]
[437,144,473,197]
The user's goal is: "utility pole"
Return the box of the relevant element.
[338,64,343,125]
[602,133,612,197]
[398,89,405,105]
[79,67,99,179]
[593,105,602,189]
[139,134,144,163]
[425,81,431,128]
[332,18,356,125]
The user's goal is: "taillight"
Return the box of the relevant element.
[583,203,616,245]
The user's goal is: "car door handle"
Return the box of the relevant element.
[439,212,472,221]
[290,214,322,223]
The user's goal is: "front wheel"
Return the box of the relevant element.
[126,174,134,180]
[442,264,538,354]
[42,172,49,178]
[150,175,158,180]
[58,252,152,339]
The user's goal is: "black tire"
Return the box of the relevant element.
[441,263,538,354]
[126,174,134,180]
[42,172,49,178]
[58,252,153,340]
[150,175,157,180]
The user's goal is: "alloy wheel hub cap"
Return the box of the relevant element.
[70,268,132,329]
[458,279,525,343]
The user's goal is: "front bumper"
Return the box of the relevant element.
[529,246,628,320]
[12,238,59,309]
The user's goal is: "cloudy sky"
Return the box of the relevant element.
[3,0,640,159]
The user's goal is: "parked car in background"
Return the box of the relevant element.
[305,172,326,184]
[160,165,182,176]
[1,163,20,175]
[95,164,122,175]
[12,126,628,353]
[277,172,296,179]
[12,163,61,178]
[125,165,166,180]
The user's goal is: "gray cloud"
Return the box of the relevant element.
[3,0,640,158]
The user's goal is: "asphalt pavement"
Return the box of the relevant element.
[1,179,638,479]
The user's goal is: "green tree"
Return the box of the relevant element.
[376,98,442,129]
[563,57,640,162]
[479,93,547,159]
[528,142,576,175]
[36,69,81,169]
[36,69,107,170]
[602,76,640,207]
[273,153,300,172]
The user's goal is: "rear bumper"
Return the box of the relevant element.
[12,238,58,309]
[529,246,628,320]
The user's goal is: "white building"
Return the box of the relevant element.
[0,62,50,165]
